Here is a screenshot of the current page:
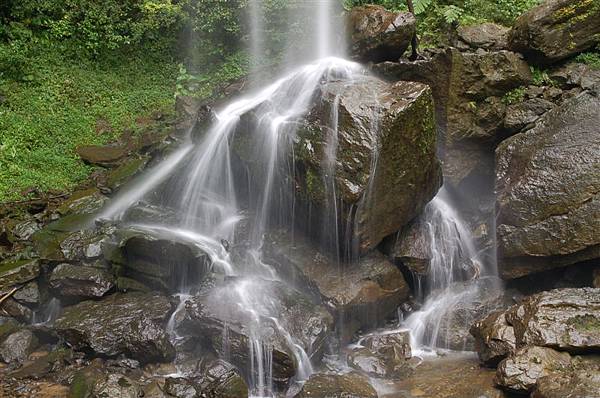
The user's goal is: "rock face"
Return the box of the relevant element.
[472,288,600,368]
[495,346,572,393]
[348,331,413,379]
[234,76,440,254]
[533,369,600,398]
[347,4,416,63]
[174,277,333,385]
[296,372,378,398]
[470,310,516,367]
[54,293,174,363]
[496,88,600,279]
[49,263,114,299]
[374,48,531,188]
[509,0,600,65]
[262,229,410,341]
[456,23,509,50]
[506,288,600,353]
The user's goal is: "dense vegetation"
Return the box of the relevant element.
[0,0,571,201]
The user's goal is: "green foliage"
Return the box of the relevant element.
[530,66,554,86]
[0,40,177,201]
[176,52,248,99]
[442,5,464,23]
[1,0,185,56]
[343,0,543,47]
[575,50,600,69]
[502,87,526,105]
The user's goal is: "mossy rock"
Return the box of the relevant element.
[0,258,40,291]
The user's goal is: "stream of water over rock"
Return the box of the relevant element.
[96,1,499,396]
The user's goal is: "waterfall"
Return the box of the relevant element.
[403,187,499,354]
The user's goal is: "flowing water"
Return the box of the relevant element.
[402,187,499,354]
[96,0,499,394]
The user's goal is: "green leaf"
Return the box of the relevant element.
[414,0,433,15]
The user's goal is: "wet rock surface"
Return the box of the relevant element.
[383,353,505,398]
[495,346,572,393]
[506,288,600,352]
[470,310,516,367]
[496,88,600,279]
[110,227,212,292]
[297,372,378,398]
[509,0,600,65]
[348,330,413,379]
[347,4,416,63]
[532,368,600,398]
[234,76,441,253]
[49,263,114,299]
[263,229,410,341]
[0,328,38,364]
[53,292,175,363]
[174,276,333,385]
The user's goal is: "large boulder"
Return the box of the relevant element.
[262,229,410,341]
[53,293,175,363]
[506,288,600,353]
[495,346,572,393]
[347,4,416,63]
[495,88,600,279]
[296,372,377,398]
[509,0,600,65]
[49,263,114,299]
[108,227,211,292]
[233,77,440,253]
[174,276,333,385]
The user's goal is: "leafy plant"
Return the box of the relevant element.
[530,66,554,86]
[502,87,526,105]
[575,51,600,69]
[442,5,464,24]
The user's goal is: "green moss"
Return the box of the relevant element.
[69,371,94,398]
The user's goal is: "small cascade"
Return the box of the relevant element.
[403,187,499,353]
[32,297,61,325]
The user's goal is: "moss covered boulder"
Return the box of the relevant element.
[233,76,440,253]
[509,0,600,65]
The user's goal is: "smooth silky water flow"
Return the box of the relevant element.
[97,1,363,395]
[97,0,498,395]
[402,187,500,356]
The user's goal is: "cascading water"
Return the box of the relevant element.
[97,0,369,391]
[402,187,499,353]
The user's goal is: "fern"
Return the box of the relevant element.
[413,0,433,15]
[442,5,463,24]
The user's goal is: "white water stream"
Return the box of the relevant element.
[95,0,499,394]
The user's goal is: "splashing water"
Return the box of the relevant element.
[403,187,499,354]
